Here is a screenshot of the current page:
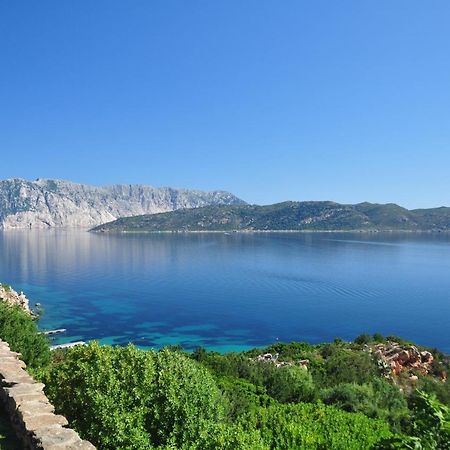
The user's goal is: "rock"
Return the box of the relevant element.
[0,338,96,449]
[0,284,31,313]
[420,351,433,363]
[0,178,246,229]
[372,341,436,376]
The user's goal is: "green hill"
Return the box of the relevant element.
[90,201,450,232]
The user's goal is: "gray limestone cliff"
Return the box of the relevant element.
[0,179,245,229]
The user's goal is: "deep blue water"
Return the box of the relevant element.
[0,230,449,353]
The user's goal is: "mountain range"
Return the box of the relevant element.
[0,179,245,229]
[91,201,450,233]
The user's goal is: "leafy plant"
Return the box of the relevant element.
[40,344,225,450]
[0,301,50,369]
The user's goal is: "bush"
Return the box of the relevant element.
[378,390,450,449]
[0,301,50,369]
[40,344,225,450]
[354,333,371,345]
[261,364,315,403]
[147,348,224,447]
[192,351,315,404]
[321,379,409,430]
[217,376,272,421]
[418,374,450,405]
[193,422,268,450]
[316,347,378,386]
[244,402,392,449]
[40,343,156,449]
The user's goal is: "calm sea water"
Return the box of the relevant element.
[0,230,449,353]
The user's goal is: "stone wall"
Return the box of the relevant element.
[0,339,95,449]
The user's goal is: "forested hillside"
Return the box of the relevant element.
[92,201,450,233]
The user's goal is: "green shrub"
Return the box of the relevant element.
[193,421,268,450]
[321,379,409,430]
[315,347,378,386]
[378,390,450,449]
[217,376,272,421]
[261,364,316,403]
[192,351,315,404]
[147,348,225,448]
[0,301,50,369]
[252,341,316,361]
[40,342,155,449]
[244,402,392,449]
[40,344,225,450]
[354,333,371,345]
[418,374,450,405]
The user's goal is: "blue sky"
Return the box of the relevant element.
[1,1,449,208]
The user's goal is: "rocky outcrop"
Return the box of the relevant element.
[253,352,310,369]
[370,342,435,377]
[0,284,31,313]
[0,339,95,449]
[0,178,245,229]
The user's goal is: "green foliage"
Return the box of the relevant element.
[0,284,11,292]
[0,301,50,369]
[243,402,392,449]
[378,390,450,450]
[147,348,224,448]
[354,333,372,345]
[193,422,268,450]
[315,346,378,386]
[408,390,450,449]
[92,201,450,233]
[249,341,315,361]
[40,344,225,450]
[263,364,315,403]
[373,333,385,343]
[192,350,315,404]
[217,376,272,421]
[36,337,450,449]
[321,378,409,429]
[418,376,450,405]
[39,342,156,449]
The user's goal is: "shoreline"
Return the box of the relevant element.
[91,228,450,234]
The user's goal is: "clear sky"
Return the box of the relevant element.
[1,1,449,208]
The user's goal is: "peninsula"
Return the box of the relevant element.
[91,201,450,233]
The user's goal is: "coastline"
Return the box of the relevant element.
[91,228,450,234]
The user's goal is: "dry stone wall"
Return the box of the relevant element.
[0,339,95,449]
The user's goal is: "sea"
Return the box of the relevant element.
[0,230,449,353]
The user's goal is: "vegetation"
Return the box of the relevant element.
[1,298,449,449]
[40,343,395,449]
[36,335,449,449]
[0,301,50,369]
[91,201,450,232]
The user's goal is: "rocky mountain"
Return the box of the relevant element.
[0,179,245,229]
[91,201,450,233]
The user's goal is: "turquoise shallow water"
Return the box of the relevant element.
[0,230,450,352]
